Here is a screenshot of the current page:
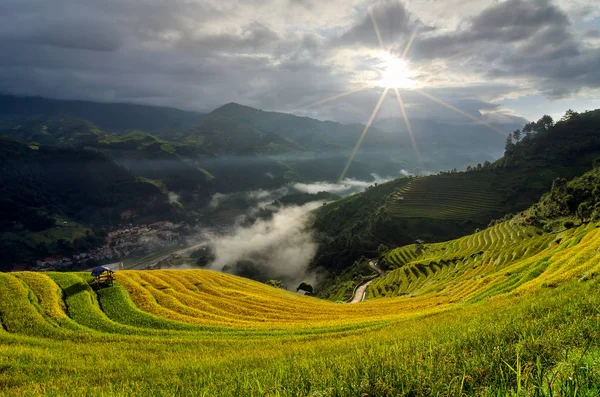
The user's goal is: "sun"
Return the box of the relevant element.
[375,52,415,89]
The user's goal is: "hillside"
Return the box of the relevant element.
[1,210,600,394]
[311,109,600,276]
[0,113,115,146]
[0,137,181,268]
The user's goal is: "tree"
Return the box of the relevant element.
[505,132,514,154]
[296,282,314,295]
[577,202,591,221]
[551,177,567,193]
[265,280,286,289]
[560,109,579,123]
[522,122,535,137]
[512,129,521,142]
[537,115,554,132]
[377,244,389,254]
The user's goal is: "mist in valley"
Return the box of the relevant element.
[191,174,400,288]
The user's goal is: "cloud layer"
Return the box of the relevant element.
[0,0,598,122]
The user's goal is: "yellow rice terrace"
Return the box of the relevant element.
[2,218,600,396]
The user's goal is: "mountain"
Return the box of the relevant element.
[310,109,600,277]
[0,95,520,182]
[204,102,520,175]
[0,94,204,134]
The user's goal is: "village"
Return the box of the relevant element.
[31,221,189,271]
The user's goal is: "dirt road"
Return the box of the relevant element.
[349,260,385,303]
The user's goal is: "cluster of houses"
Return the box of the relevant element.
[30,221,188,271]
[35,255,73,268]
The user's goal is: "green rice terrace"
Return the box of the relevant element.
[371,221,566,299]
[387,173,502,220]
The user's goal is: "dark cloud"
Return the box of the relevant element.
[333,0,434,50]
[336,0,412,47]
[470,0,569,41]
[414,0,573,59]
[585,29,600,38]
[411,0,599,98]
[25,20,124,51]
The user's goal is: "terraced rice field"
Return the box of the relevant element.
[387,174,503,220]
[2,221,600,395]
[369,220,557,299]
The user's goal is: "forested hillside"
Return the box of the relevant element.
[0,137,180,268]
[319,161,600,301]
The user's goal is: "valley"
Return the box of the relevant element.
[2,98,600,397]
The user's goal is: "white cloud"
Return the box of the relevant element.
[206,202,322,286]
[293,174,393,195]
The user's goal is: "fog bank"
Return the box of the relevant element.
[205,202,321,288]
[293,174,394,195]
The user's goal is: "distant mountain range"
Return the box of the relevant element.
[0,94,521,178]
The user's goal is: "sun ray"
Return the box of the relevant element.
[401,29,417,59]
[304,86,368,109]
[394,87,422,166]
[369,8,386,50]
[339,87,389,182]
[414,89,507,136]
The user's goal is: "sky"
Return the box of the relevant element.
[0,0,599,124]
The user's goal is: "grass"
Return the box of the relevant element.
[2,221,600,395]
[28,225,90,245]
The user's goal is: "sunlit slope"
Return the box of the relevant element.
[0,269,447,336]
[372,221,600,301]
[370,220,554,299]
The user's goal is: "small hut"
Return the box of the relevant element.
[91,266,115,286]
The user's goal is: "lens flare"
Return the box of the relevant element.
[338,88,389,182]
[394,88,421,166]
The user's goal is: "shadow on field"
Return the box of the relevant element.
[63,282,88,297]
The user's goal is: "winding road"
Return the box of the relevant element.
[349,260,385,303]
